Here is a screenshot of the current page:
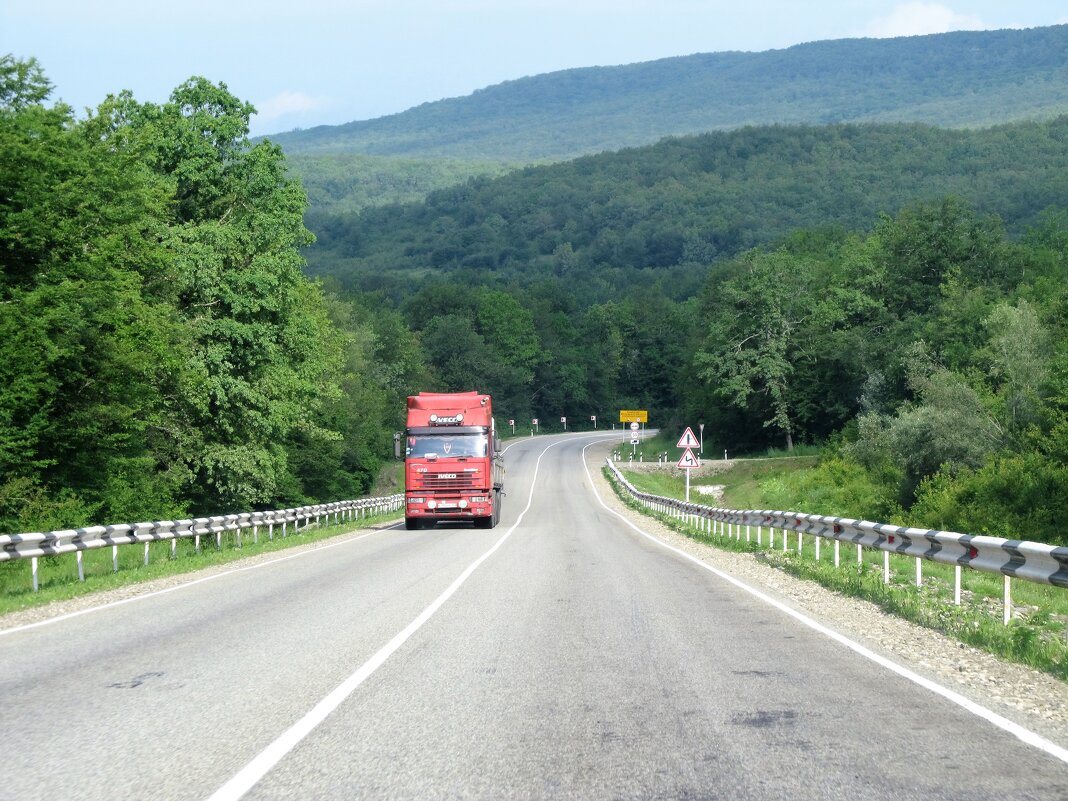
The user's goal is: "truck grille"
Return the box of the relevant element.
[421,472,478,491]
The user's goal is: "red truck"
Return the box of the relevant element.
[404,391,504,530]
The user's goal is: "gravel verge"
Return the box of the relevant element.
[586,443,1068,751]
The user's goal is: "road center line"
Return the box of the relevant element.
[581,442,1068,767]
[205,437,566,801]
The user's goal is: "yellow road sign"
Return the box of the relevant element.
[619,409,648,423]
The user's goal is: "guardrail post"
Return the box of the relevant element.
[113,545,119,573]
[954,565,961,605]
[253,524,258,544]
[834,540,840,567]
[883,551,890,584]
[31,557,39,592]
[1004,576,1012,625]
[77,550,84,582]
[144,541,150,566]
[857,543,863,564]
[915,557,922,587]
[171,538,176,559]
[815,535,820,561]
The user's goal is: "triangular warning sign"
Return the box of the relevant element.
[677,427,700,449]
[677,448,700,469]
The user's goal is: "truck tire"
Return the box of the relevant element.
[405,517,422,530]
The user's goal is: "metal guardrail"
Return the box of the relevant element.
[606,458,1068,623]
[0,495,404,591]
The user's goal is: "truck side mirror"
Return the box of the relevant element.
[393,432,402,460]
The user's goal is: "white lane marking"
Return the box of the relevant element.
[581,443,1068,767]
[0,525,401,638]
[205,437,566,801]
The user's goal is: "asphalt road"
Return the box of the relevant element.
[2,432,1068,800]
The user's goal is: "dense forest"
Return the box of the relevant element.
[305,118,1068,298]
[3,55,1068,546]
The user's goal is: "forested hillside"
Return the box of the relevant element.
[307,118,1068,299]
[271,25,1068,162]
[288,152,516,216]
[280,25,1068,217]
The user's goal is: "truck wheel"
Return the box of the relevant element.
[474,516,493,529]
[405,517,422,530]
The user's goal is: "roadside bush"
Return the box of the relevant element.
[911,452,1068,544]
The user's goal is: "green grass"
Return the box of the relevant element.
[606,465,1068,680]
[613,453,819,510]
[0,507,403,618]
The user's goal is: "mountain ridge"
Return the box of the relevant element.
[268,25,1068,161]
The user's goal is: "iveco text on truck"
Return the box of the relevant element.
[404,392,504,529]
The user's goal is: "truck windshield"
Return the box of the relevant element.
[407,434,487,459]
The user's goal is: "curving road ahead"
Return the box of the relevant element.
[2,433,1067,800]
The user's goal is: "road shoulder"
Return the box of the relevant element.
[584,440,1068,749]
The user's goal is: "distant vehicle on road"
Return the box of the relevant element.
[404,392,503,530]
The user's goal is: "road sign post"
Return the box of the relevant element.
[676,427,702,502]
[676,448,700,501]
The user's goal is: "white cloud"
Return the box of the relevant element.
[253,91,326,123]
[860,3,987,38]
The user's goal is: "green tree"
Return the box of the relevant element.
[145,80,340,511]
[694,250,816,450]
[0,57,183,528]
[983,300,1051,435]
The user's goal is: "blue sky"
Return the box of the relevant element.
[3,1,1067,136]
